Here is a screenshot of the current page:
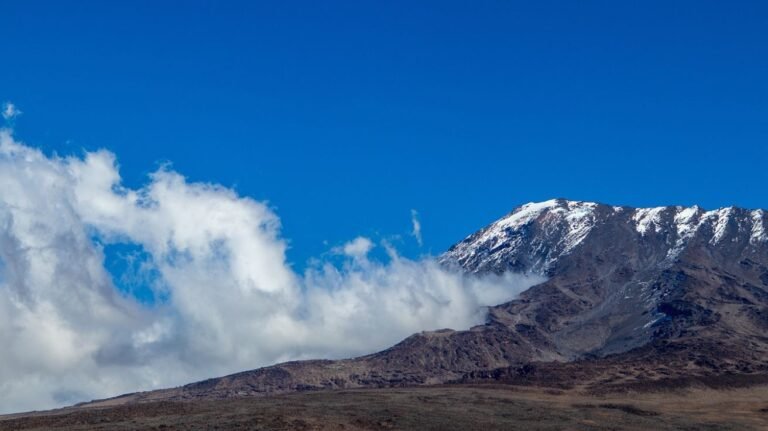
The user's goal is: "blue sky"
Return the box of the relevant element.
[1,1,767,268]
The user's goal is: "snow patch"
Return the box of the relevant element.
[444,199,598,272]
[632,207,667,235]
[495,199,560,230]
[560,201,598,253]
[665,206,702,261]
[751,210,767,244]
[703,207,733,245]
[643,316,662,329]
[673,206,700,239]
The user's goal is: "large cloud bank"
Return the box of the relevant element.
[0,128,543,413]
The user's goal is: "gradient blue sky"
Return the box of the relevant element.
[1,1,767,268]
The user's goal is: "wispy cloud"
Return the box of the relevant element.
[411,209,423,247]
[0,128,543,413]
[2,102,21,121]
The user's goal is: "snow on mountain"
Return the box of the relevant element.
[442,199,601,274]
[632,207,667,236]
[704,207,734,245]
[751,209,766,244]
[443,199,768,275]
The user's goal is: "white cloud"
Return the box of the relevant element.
[0,128,544,413]
[2,102,21,121]
[338,236,374,259]
[411,209,423,246]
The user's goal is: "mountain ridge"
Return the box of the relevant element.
[443,198,767,276]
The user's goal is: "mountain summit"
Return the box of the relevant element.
[444,199,768,361]
[444,198,767,275]
[82,199,768,404]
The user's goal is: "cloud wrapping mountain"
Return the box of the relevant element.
[0,129,542,413]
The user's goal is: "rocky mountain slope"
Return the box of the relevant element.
[81,199,768,405]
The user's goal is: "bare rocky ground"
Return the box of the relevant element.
[2,384,768,431]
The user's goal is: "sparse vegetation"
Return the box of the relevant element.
[4,385,767,430]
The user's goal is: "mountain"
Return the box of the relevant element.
[443,199,768,360]
[82,199,768,405]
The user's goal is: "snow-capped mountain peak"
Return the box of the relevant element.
[443,199,768,275]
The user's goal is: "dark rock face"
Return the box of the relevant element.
[83,199,768,405]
